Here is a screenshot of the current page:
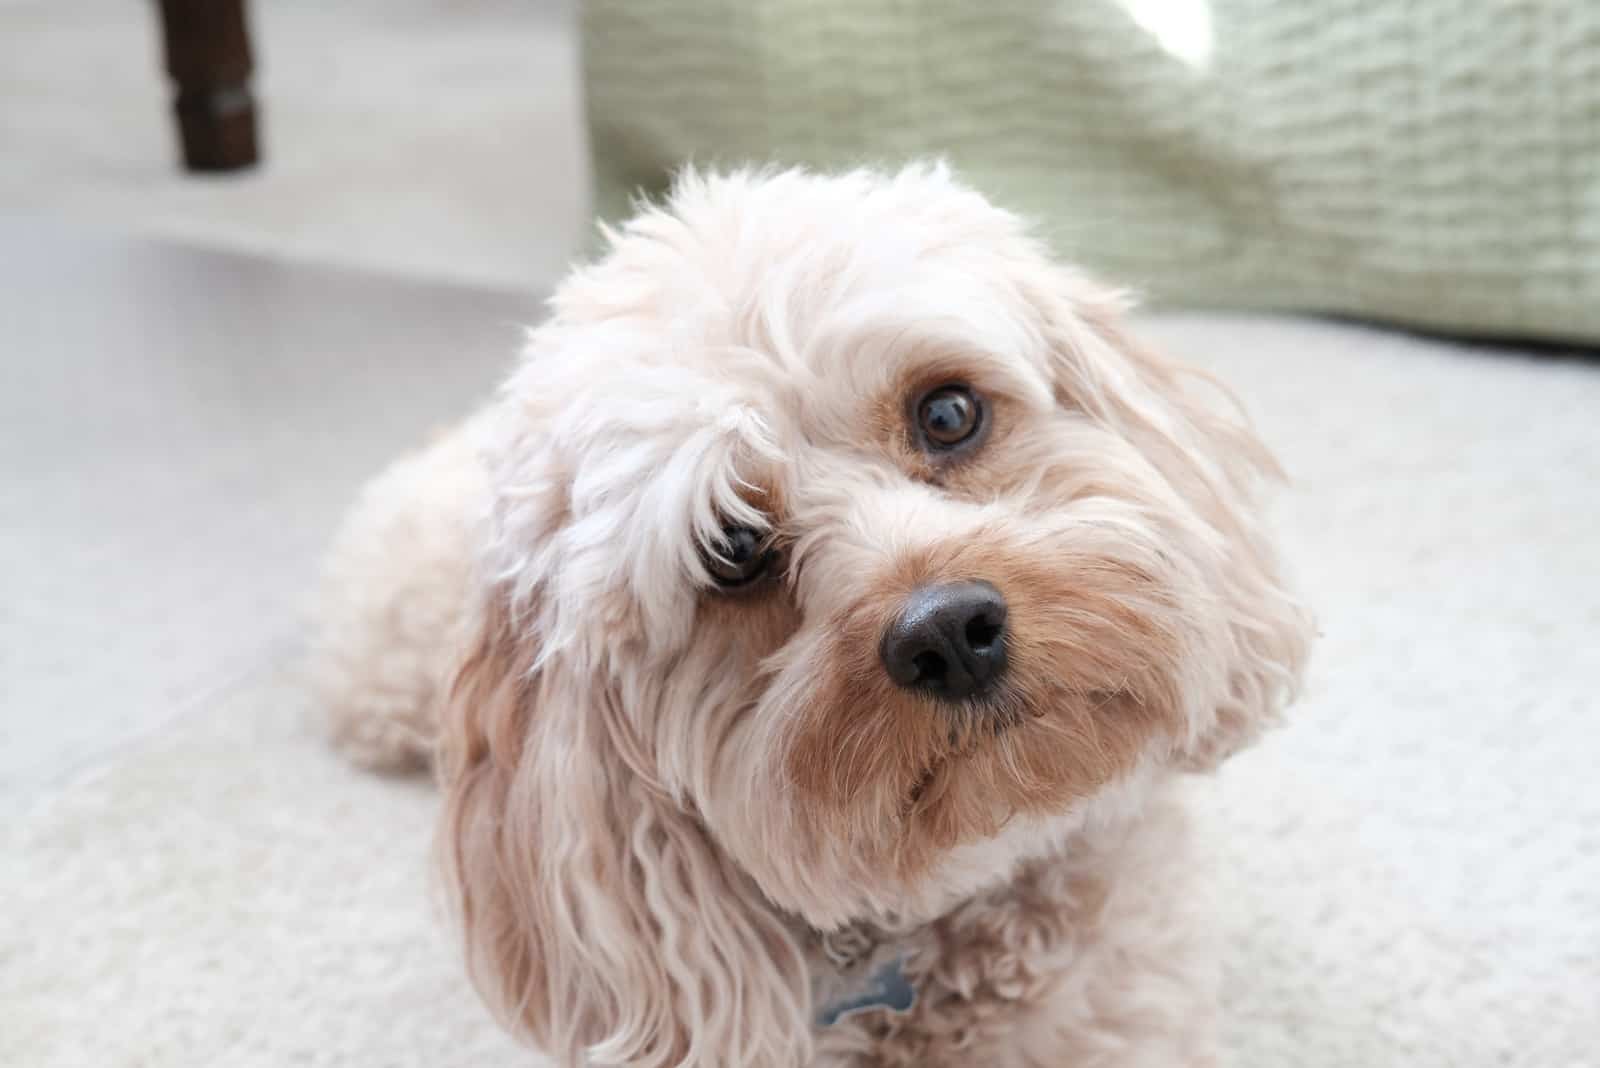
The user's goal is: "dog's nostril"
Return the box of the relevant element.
[965,614,1002,652]
[911,649,948,686]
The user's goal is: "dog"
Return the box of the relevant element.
[312,164,1311,1067]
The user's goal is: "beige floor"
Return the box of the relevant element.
[0,219,531,801]
[1,0,581,799]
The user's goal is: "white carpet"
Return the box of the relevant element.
[5,313,1597,1066]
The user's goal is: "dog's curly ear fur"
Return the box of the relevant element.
[1029,269,1313,770]
[437,588,812,1068]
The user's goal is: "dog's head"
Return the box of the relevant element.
[441,166,1310,1066]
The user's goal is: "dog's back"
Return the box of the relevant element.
[310,421,487,772]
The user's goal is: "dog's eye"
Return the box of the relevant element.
[916,385,983,450]
[703,525,775,588]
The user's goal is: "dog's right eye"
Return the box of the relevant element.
[703,525,775,588]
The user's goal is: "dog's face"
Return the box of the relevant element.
[443,167,1308,1064]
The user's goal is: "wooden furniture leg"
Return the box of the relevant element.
[155,0,260,172]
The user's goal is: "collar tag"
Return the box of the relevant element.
[815,955,917,1027]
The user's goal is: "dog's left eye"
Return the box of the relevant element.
[703,525,775,588]
[916,385,983,451]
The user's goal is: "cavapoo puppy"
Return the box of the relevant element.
[313,164,1311,1067]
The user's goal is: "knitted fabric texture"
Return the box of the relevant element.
[583,0,1600,342]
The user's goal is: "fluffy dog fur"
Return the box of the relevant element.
[313,165,1311,1067]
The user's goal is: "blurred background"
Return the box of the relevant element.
[3,2,1597,1066]
[3,0,587,288]
[9,0,1599,337]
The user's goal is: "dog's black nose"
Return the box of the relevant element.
[880,581,1009,702]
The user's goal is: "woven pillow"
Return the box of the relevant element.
[583,0,1600,343]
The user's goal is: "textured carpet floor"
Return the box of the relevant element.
[5,314,1597,1067]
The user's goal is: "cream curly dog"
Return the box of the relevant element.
[313,165,1311,1067]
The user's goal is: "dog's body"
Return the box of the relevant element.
[314,166,1310,1067]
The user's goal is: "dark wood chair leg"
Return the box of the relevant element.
[156,0,260,172]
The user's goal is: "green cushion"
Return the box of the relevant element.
[583,0,1600,343]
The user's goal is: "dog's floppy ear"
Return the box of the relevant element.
[1029,269,1312,769]
[437,587,812,1068]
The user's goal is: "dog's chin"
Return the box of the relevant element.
[711,672,1176,931]
[851,778,1129,930]
[900,693,1032,813]
[894,709,1075,849]
[802,676,1167,843]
